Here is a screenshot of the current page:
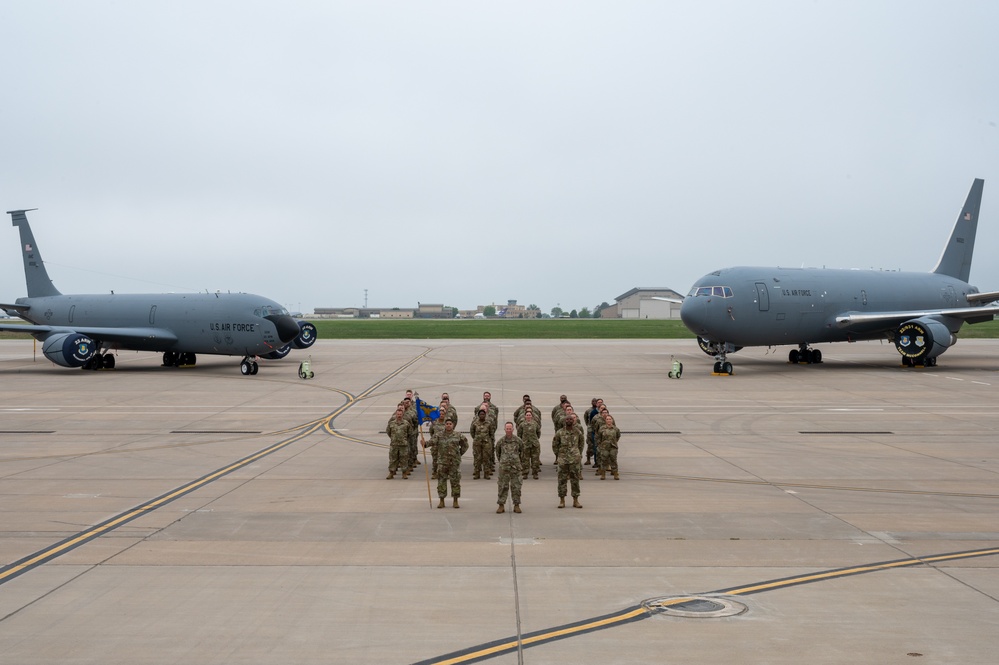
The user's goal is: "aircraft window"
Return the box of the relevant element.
[256,306,290,317]
[690,286,733,298]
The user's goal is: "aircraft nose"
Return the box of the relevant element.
[267,314,302,344]
[679,298,707,335]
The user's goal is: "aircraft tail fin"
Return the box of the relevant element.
[7,209,62,298]
[932,178,984,283]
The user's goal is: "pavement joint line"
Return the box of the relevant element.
[0,351,432,588]
[414,546,999,664]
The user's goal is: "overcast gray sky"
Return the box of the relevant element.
[2,1,998,315]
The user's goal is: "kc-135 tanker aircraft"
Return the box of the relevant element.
[0,209,316,374]
[680,179,999,374]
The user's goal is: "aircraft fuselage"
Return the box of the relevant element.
[681,266,975,347]
[14,291,298,357]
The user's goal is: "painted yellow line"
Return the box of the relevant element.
[0,422,323,585]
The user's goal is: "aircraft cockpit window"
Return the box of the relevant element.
[690,286,733,298]
[256,306,291,318]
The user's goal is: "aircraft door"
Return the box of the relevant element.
[149,305,157,325]
[755,283,770,312]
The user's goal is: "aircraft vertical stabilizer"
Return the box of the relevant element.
[932,178,984,283]
[7,209,61,298]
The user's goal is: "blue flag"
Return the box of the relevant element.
[415,397,440,425]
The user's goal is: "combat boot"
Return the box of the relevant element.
[401,471,409,479]
[473,472,480,480]
[386,471,395,479]
[558,497,565,509]
[585,455,591,466]
[437,498,445,509]
[453,498,460,509]
[532,472,538,480]
[496,504,505,514]
[573,497,582,509]
[513,504,521,514]
[613,471,619,480]
[600,470,606,480]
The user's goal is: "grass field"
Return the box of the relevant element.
[2,317,999,340]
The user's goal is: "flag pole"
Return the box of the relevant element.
[420,424,433,508]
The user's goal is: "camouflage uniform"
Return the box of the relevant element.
[403,401,420,470]
[495,432,524,506]
[386,416,413,476]
[517,415,542,479]
[598,423,621,478]
[553,422,585,500]
[470,414,494,479]
[427,414,448,478]
[436,429,469,500]
[585,406,601,465]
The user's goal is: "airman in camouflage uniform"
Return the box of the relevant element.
[481,391,499,435]
[598,414,621,480]
[469,406,494,479]
[426,408,448,479]
[436,418,469,508]
[552,413,585,508]
[494,422,524,513]
[517,409,542,479]
[402,394,420,472]
[386,405,413,479]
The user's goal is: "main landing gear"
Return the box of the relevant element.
[162,351,197,368]
[901,355,936,368]
[240,356,259,375]
[82,353,115,370]
[788,344,822,365]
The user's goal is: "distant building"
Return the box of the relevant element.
[612,287,684,319]
[313,307,415,319]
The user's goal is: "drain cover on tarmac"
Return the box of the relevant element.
[643,595,748,618]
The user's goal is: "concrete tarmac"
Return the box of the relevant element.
[1,338,997,664]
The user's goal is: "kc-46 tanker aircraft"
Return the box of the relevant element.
[680,179,999,374]
[0,209,316,374]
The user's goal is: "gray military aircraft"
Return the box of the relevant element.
[680,178,999,374]
[0,209,316,374]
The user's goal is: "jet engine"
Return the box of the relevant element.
[894,318,955,363]
[293,321,317,349]
[264,345,292,360]
[42,332,97,368]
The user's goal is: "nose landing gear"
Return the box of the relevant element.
[240,357,259,375]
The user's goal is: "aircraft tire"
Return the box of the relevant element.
[722,362,733,375]
[103,354,115,370]
[240,360,252,375]
[251,362,259,375]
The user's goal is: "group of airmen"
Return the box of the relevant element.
[385,390,622,513]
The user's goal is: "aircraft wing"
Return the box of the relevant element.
[0,322,178,346]
[835,305,999,328]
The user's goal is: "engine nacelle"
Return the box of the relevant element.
[264,345,292,360]
[293,321,317,349]
[42,332,97,368]
[895,318,955,362]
